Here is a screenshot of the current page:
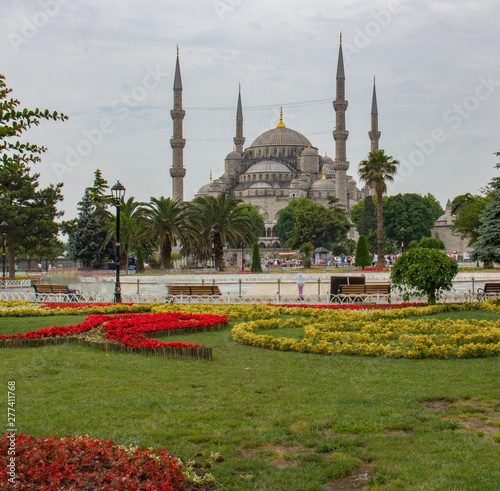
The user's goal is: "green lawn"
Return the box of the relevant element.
[1,313,499,490]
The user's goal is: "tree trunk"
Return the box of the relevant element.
[162,238,172,269]
[376,190,385,268]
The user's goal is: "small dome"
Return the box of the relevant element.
[225,150,241,160]
[197,183,215,194]
[250,182,273,189]
[301,146,318,156]
[249,127,311,148]
[310,179,335,191]
[245,160,293,174]
[322,153,334,165]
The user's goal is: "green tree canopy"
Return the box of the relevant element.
[250,243,262,272]
[354,235,371,269]
[276,198,312,246]
[472,190,500,266]
[418,237,446,250]
[451,193,489,246]
[237,204,265,240]
[390,248,458,305]
[0,74,67,277]
[383,193,437,246]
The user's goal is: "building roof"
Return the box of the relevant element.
[249,127,311,148]
[310,178,335,191]
[245,160,293,173]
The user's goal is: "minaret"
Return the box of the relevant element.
[170,46,186,202]
[233,83,245,154]
[368,76,381,152]
[332,34,349,209]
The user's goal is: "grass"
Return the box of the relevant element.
[1,313,500,490]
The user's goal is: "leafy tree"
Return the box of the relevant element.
[300,242,314,269]
[186,194,258,271]
[285,202,350,250]
[276,198,312,245]
[423,193,445,221]
[472,190,500,266]
[144,197,186,269]
[418,237,445,250]
[0,74,67,278]
[68,190,108,268]
[390,248,458,305]
[358,150,399,267]
[383,194,436,246]
[451,193,488,246]
[354,235,371,269]
[238,204,265,238]
[136,247,145,273]
[358,196,377,236]
[250,243,262,272]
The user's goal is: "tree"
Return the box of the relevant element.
[423,193,445,221]
[358,149,399,268]
[144,197,186,269]
[250,243,262,272]
[390,248,458,305]
[418,237,445,250]
[285,202,351,250]
[451,193,488,246]
[186,194,258,271]
[358,196,377,236]
[354,235,371,269]
[238,204,265,238]
[0,74,67,278]
[68,190,108,268]
[300,242,314,269]
[383,194,437,246]
[472,190,500,266]
[276,198,312,245]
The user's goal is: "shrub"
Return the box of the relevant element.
[354,235,371,269]
[390,248,458,305]
[250,243,262,272]
[419,237,446,250]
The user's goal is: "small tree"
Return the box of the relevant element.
[418,237,445,250]
[300,242,314,268]
[250,243,262,272]
[390,248,458,305]
[354,235,371,269]
[136,248,145,273]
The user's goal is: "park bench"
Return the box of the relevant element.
[166,285,222,299]
[26,270,44,285]
[339,283,391,302]
[180,266,204,271]
[33,284,83,302]
[477,282,500,300]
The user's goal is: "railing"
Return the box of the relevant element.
[0,279,32,289]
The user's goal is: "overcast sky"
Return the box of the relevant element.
[2,0,500,220]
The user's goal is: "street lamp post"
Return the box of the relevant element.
[111,181,126,303]
[210,228,216,271]
[400,227,406,253]
[241,241,245,271]
[1,221,8,282]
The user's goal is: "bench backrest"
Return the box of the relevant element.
[339,284,390,295]
[483,283,500,292]
[34,284,70,294]
[167,285,221,296]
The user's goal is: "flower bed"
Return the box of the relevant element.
[231,303,500,359]
[0,433,215,490]
[0,312,228,361]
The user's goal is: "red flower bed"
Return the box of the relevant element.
[0,433,187,490]
[0,313,228,351]
[271,303,427,310]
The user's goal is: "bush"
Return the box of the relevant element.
[390,248,458,305]
[250,243,262,272]
[300,242,314,268]
[418,237,446,250]
[354,235,371,269]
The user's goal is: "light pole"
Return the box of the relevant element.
[1,221,8,282]
[400,227,406,253]
[111,181,126,303]
[241,241,245,271]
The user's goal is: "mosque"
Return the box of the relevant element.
[169,39,381,248]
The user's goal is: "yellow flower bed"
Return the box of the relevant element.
[231,303,500,359]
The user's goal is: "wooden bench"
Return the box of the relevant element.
[339,283,390,302]
[33,284,83,302]
[26,270,44,285]
[166,285,222,298]
[477,283,500,300]
[181,266,204,270]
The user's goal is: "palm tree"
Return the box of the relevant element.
[186,194,259,271]
[144,197,186,269]
[359,150,399,268]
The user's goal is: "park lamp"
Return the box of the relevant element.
[111,181,126,303]
[1,221,8,282]
[210,228,216,270]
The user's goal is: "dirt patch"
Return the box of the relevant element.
[239,445,314,469]
[421,398,500,438]
[329,462,373,490]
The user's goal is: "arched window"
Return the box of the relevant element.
[267,227,271,237]
[259,242,266,249]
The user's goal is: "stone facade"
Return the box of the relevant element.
[431,200,472,254]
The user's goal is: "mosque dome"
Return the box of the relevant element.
[197,183,215,194]
[249,127,311,149]
[245,160,293,174]
[250,182,273,189]
[322,153,334,165]
[225,150,241,160]
[310,178,335,191]
[301,146,318,156]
